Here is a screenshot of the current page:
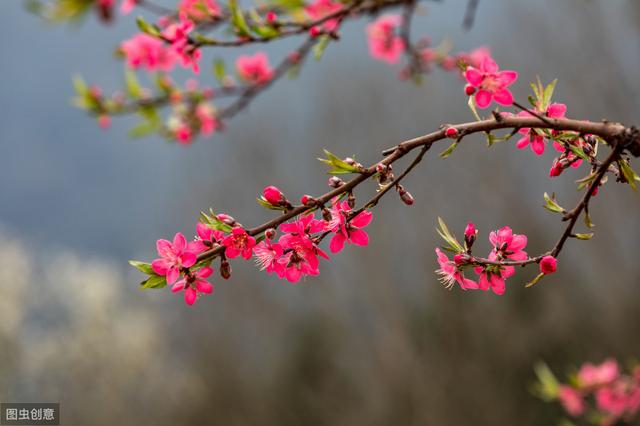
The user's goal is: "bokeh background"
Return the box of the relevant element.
[1,0,640,424]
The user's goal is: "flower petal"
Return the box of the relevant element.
[492,88,514,106]
[475,90,492,108]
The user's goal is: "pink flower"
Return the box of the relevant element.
[278,213,329,282]
[151,233,197,284]
[596,382,632,419]
[489,226,528,261]
[222,227,256,260]
[558,385,585,417]
[120,0,137,14]
[435,248,478,290]
[172,266,214,305]
[175,124,193,145]
[325,200,373,253]
[195,103,217,136]
[366,15,405,64]
[190,222,224,253]
[178,0,221,22]
[263,186,285,205]
[458,46,492,69]
[579,359,620,389]
[254,239,286,278]
[473,265,514,295]
[236,52,274,84]
[540,255,557,274]
[516,103,566,155]
[161,13,201,73]
[304,0,343,32]
[464,57,518,108]
[120,33,179,72]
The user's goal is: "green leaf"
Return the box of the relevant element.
[72,75,88,95]
[128,121,158,138]
[140,274,167,289]
[440,141,459,158]
[436,217,464,253]
[584,210,594,229]
[318,149,360,174]
[136,16,161,37]
[619,159,639,191]
[313,34,331,60]
[567,144,589,161]
[541,79,557,110]
[125,70,143,99]
[200,209,233,233]
[525,272,545,288]
[229,0,251,36]
[129,260,154,275]
[543,192,564,214]
[256,197,285,210]
[213,58,226,84]
[572,233,594,240]
[532,362,560,400]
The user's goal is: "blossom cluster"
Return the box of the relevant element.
[537,359,640,426]
[435,221,557,296]
[141,187,372,305]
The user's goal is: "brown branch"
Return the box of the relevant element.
[195,114,630,263]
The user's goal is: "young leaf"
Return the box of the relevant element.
[318,149,360,174]
[136,16,161,37]
[125,70,143,99]
[129,260,154,275]
[543,192,564,213]
[619,159,639,191]
[532,362,560,400]
[140,274,167,289]
[313,34,331,60]
[200,209,233,233]
[439,141,459,158]
[525,272,545,288]
[436,217,464,253]
[213,58,226,84]
[572,233,594,240]
[229,0,251,36]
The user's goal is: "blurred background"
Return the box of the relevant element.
[1,0,640,424]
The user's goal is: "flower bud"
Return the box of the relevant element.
[397,185,414,205]
[376,163,388,174]
[300,194,314,206]
[263,185,285,205]
[347,192,356,208]
[265,228,276,239]
[464,222,477,248]
[98,115,111,129]
[328,176,344,188]
[445,127,459,138]
[266,11,277,23]
[464,84,476,96]
[549,158,564,177]
[217,214,236,226]
[220,259,232,279]
[309,27,321,37]
[453,253,471,266]
[322,207,332,222]
[540,256,557,275]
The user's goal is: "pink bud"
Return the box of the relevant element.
[98,115,111,129]
[328,176,344,188]
[263,185,285,205]
[376,163,388,174]
[220,259,231,279]
[288,51,301,64]
[549,159,563,177]
[464,222,476,238]
[540,256,557,275]
[217,214,236,226]
[399,190,415,206]
[265,228,276,239]
[266,11,277,23]
[453,253,466,266]
[309,27,321,37]
[445,127,459,138]
[300,194,314,206]
[464,84,476,96]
